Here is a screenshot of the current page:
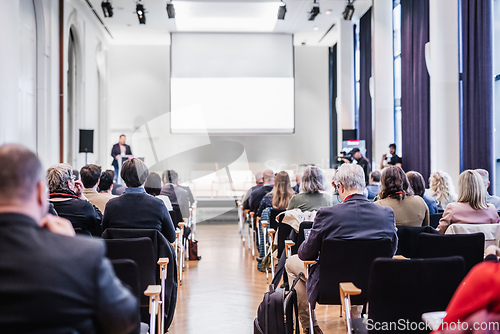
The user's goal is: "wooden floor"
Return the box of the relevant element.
[169,224,347,334]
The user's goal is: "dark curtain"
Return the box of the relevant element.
[329,45,338,168]
[359,8,372,164]
[401,0,430,182]
[461,0,494,193]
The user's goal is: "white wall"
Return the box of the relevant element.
[107,43,330,181]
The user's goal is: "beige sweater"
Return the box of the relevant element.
[375,195,429,227]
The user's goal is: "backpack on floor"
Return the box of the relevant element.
[253,272,302,334]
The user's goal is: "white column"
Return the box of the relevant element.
[0,1,20,145]
[336,19,355,153]
[372,0,395,170]
[429,0,460,186]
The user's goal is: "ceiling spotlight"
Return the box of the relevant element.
[343,1,355,20]
[166,2,175,19]
[325,9,332,15]
[308,0,320,21]
[101,0,113,18]
[278,1,287,20]
[313,26,319,31]
[136,2,146,24]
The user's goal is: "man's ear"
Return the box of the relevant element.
[37,181,47,210]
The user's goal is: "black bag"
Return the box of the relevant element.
[253,273,302,334]
[188,239,201,261]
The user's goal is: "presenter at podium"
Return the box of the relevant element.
[111,134,132,180]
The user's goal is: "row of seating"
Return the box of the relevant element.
[238,202,500,333]
[86,200,198,334]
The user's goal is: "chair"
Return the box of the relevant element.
[415,232,484,274]
[102,228,178,330]
[291,221,313,255]
[429,213,443,229]
[344,256,465,334]
[304,238,394,333]
[269,208,286,230]
[277,222,295,259]
[73,227,91,236]
[396,226,439,258]
[445,223,500,249]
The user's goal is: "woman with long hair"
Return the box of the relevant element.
[406,171,439,214]
[437,170,499,234]
[256,171,295,216]
[375,166,429,227]
[429,171,457,211]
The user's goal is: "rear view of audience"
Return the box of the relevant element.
[81,164,115,214]
[160,169,190,221]
[375,166,429,227]
[429,171,457,211]
[287,166,331,212]
[437,170,499,234]
[47,163,102,234]
[102,158,176,242]
[98,171,114,194]
[145,172,173,211]
[366,171,381,201]
[475,168,500,210]
[248,169,275,213]
[0,144,139,333]
[407,171,439,214]
[256,171,295,216]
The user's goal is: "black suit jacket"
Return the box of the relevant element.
[102,190,176,243]
[249,185,274,213]
[0,213,139,334]
[111,143,132,168]
[298,194,398,306]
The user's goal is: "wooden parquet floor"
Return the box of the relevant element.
[168,224,347,334]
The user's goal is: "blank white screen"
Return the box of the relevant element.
[171,33,294,134]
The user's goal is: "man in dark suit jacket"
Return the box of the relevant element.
[248,169,275,213]
[103,159,176,243]
[0,144,139,334]
[111,134,132,180]
[285,164,397,334]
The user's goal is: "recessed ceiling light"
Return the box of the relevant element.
[325,9,332,15]
[313,26,319,31]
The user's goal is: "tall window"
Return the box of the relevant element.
[393,0,402,155]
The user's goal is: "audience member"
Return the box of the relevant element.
[287,166,332,212]
[72,169,80,181]
[80,164,115,214]
[0,144,138,333]
[256,171,295,217]
[248,169,275,213]
[330,171,342,205]
[429,171,457,211]
[475,169,500,210]
[160,169,190,220]
[145,172,173,211]
[285,164,397,334]
[243,172,264,209]
[407,171,439,214]
[366,171,381,201]
[106,169,125,195]
[375,166,429,227]
[380,143,402,169]
[98,171,114,194]
[293,173,302,194]
[102,159,176,242]
[47,163,102,234]
[348,148,371,185]
[437,170,499,234]
[178,181,195,206]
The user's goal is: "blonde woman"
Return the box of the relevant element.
[429,171,457,211]
[256,171,295,216]
[437,170,499,234]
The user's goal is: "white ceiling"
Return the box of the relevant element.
[88,0,372,46]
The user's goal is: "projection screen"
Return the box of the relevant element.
[170,33,294,134]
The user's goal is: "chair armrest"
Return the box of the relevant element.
[183,218,188,223]
[262,221,269,228]
[144,285,161,315]
[250,212,255,219]
[178,222,186,229]
[244,209,250,215]
[158,258,169,266]
[268,228,276,235]
[393,255,410,260]
[339,282,362,296]
[303,260,316,278]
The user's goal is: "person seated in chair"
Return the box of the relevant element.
[102,158,176,243]
[366,171,381,201]
[160,169,190,222]
[0,144,139,333]
[437,170,499,234]
[47,163,102,235]
[287,166,331,212]
[98,170,115,195]
[256,171,294,217]
[81,164,115,214]
[475,169,500,211]
[407,171,439,215]
[248,169,275,213]
[285,164,398,334]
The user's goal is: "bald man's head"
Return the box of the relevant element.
[0,144,43,205]
[255,172,264,185]
[263,170,275,184]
